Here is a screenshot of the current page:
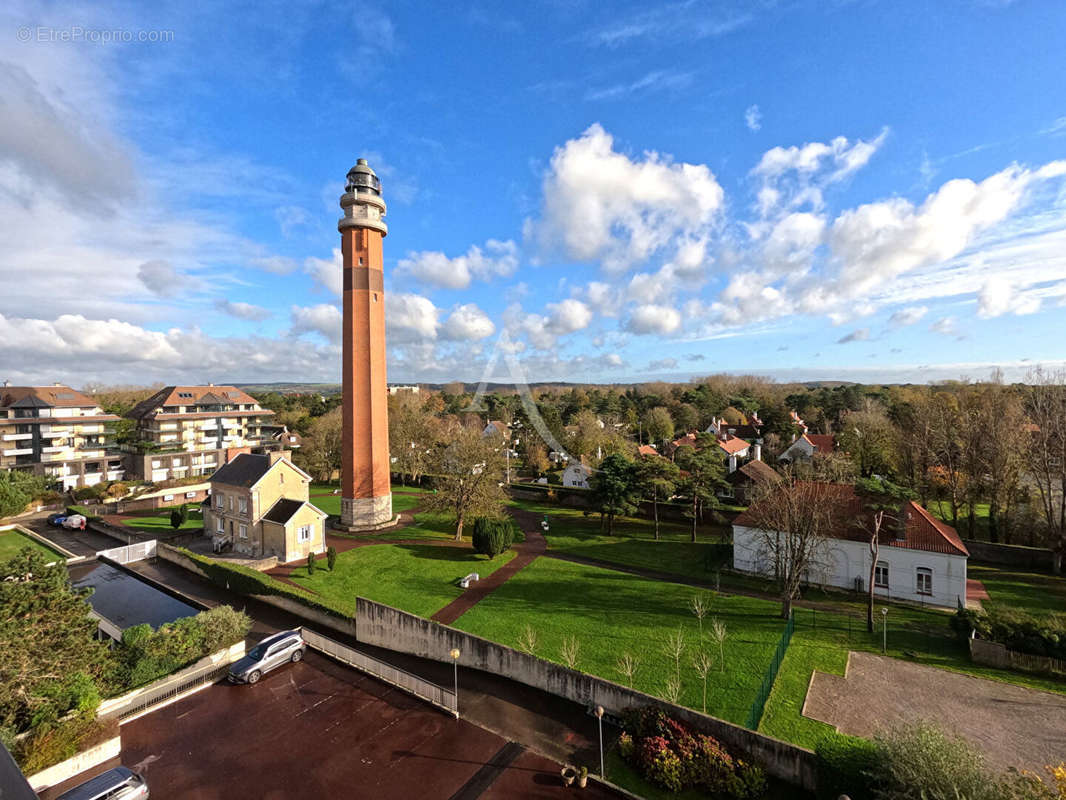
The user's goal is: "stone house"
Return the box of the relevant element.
[203,451,326,563]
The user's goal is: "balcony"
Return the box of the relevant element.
[41,445,67,454]
[39,429,71,439]
[106,470,125,480]
[6,448,33,457]
[1,433,32,441]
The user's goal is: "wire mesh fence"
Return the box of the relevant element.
[744,611,794,730]
[789,605,962,659]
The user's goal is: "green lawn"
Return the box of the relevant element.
[0,529,65,562]
[969,564,1066,615]
[116,505,203,531]
[286,542,517,617]
[925,500,991,540]
[452,557,786,726]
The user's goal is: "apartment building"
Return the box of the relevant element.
[0,385,125,490]
[126,386,276,482]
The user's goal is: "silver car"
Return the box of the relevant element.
[56,766,148,800]
[227,630,305,684]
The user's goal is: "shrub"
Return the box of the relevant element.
[13,714,117,774]
[170,508,183,529]
[471,517,515,559]
[816,734,877,800]
[618,706,765,799]
[179,504,189,524]
[307,551,316,575]
[867,720,995,800]
[179,548,349,620]
[955,602,1066,661]
[196,605,251,653]
[327,546,337,571]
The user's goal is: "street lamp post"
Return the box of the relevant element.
[595,705,604,777]
[449,648,461,718]
[881,607,888,654]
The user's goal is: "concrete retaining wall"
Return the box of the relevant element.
[355,597,817,790]
[962,539,1055,571]
[27,736,121,792]
[156,543,356,638]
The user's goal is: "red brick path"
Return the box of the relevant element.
[430,509,547,625]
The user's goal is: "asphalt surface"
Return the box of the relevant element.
[41,652,620,800]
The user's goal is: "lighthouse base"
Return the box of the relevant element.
[334,494,397,532]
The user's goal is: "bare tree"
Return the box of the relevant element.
[976,378,1027,544]
[741,477,839,618]
[423,421,507,540]
[1027,369,1066,569]
[517,625,538,655]
[690,594,708,635]
[664,626,686,683]
[692,650,714,713]
[616,652,640,687]
[559,635,580,669]
[388,393,442,485]
[303,407,344,483]
[709,617,728,672]
[866,510,884,633]
[662,676,682,704]
[929,392,965,526]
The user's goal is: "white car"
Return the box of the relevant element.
[62,514,87,530]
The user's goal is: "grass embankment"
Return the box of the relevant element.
[0,529,65,562]
[287,543,518,618]
[453,557,784,725]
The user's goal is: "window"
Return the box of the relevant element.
[297,525,311,543]
[216,518,224,533]
[163,494,174,502]
[215,493,224,509]
[239,524,248,539]
[875,561,889,588]
[238,497,248,516]
[916,567,933,596]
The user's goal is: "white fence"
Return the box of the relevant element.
[301,628,457,717]
[97,539,157,564]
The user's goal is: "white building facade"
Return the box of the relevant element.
[733,494,969,609]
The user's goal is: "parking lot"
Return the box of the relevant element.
[44,651,620,799]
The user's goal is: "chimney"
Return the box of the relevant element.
[753,440,762,462]
[269,449,291,466]
[728,454,738,473]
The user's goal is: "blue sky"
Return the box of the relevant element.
[1,0,1065,386]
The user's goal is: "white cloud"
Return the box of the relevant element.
[387,292,440,343]
[215,299,272,321]
[253,255,300,275]
[396,239,518,289]
[290,303,341,343]
[586,70,693,102]
[442,304,495,340]
[625,303,681,335]
[977,277,1042,318]
[546,298,593,333]
[304,249,343,296]
[745,104,761,132]
[526,124,724,272]
[647,357,679,370]
[930,316,958,336]
[888,306,928,326]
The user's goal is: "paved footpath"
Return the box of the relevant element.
[430,509,547,625]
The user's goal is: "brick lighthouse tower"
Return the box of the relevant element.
[337,159,393,530]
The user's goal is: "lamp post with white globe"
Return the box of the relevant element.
[450,648,461,718]
[595,705,605,777]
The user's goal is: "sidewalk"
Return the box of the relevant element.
[125,556,604,768]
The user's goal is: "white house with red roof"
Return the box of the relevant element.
[777,433,836,464]
[732,483,969,608]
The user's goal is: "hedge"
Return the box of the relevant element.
[13,714,118,774]
[952,602,1066,660]
[178,548,350,621]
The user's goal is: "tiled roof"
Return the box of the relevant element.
[209,453,273,488]
[804,434,835,453]
[129,385,264,419]
[729,459,782,486]
[734,482,968,557]
[718,436,751,455]
[261,498,305,525]
[0,386,99,409]
[638,444,659,457]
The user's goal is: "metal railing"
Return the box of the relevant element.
[744,611,794,730]
[100,659,233,722]
[97,540,157,564]
[301,628,457,716]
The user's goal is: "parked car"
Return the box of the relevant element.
[56,766,148,800]
[228,629,306,685]
[47,513,68,526]
[62,514,87,530]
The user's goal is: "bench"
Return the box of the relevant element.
[459,573,479,589]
